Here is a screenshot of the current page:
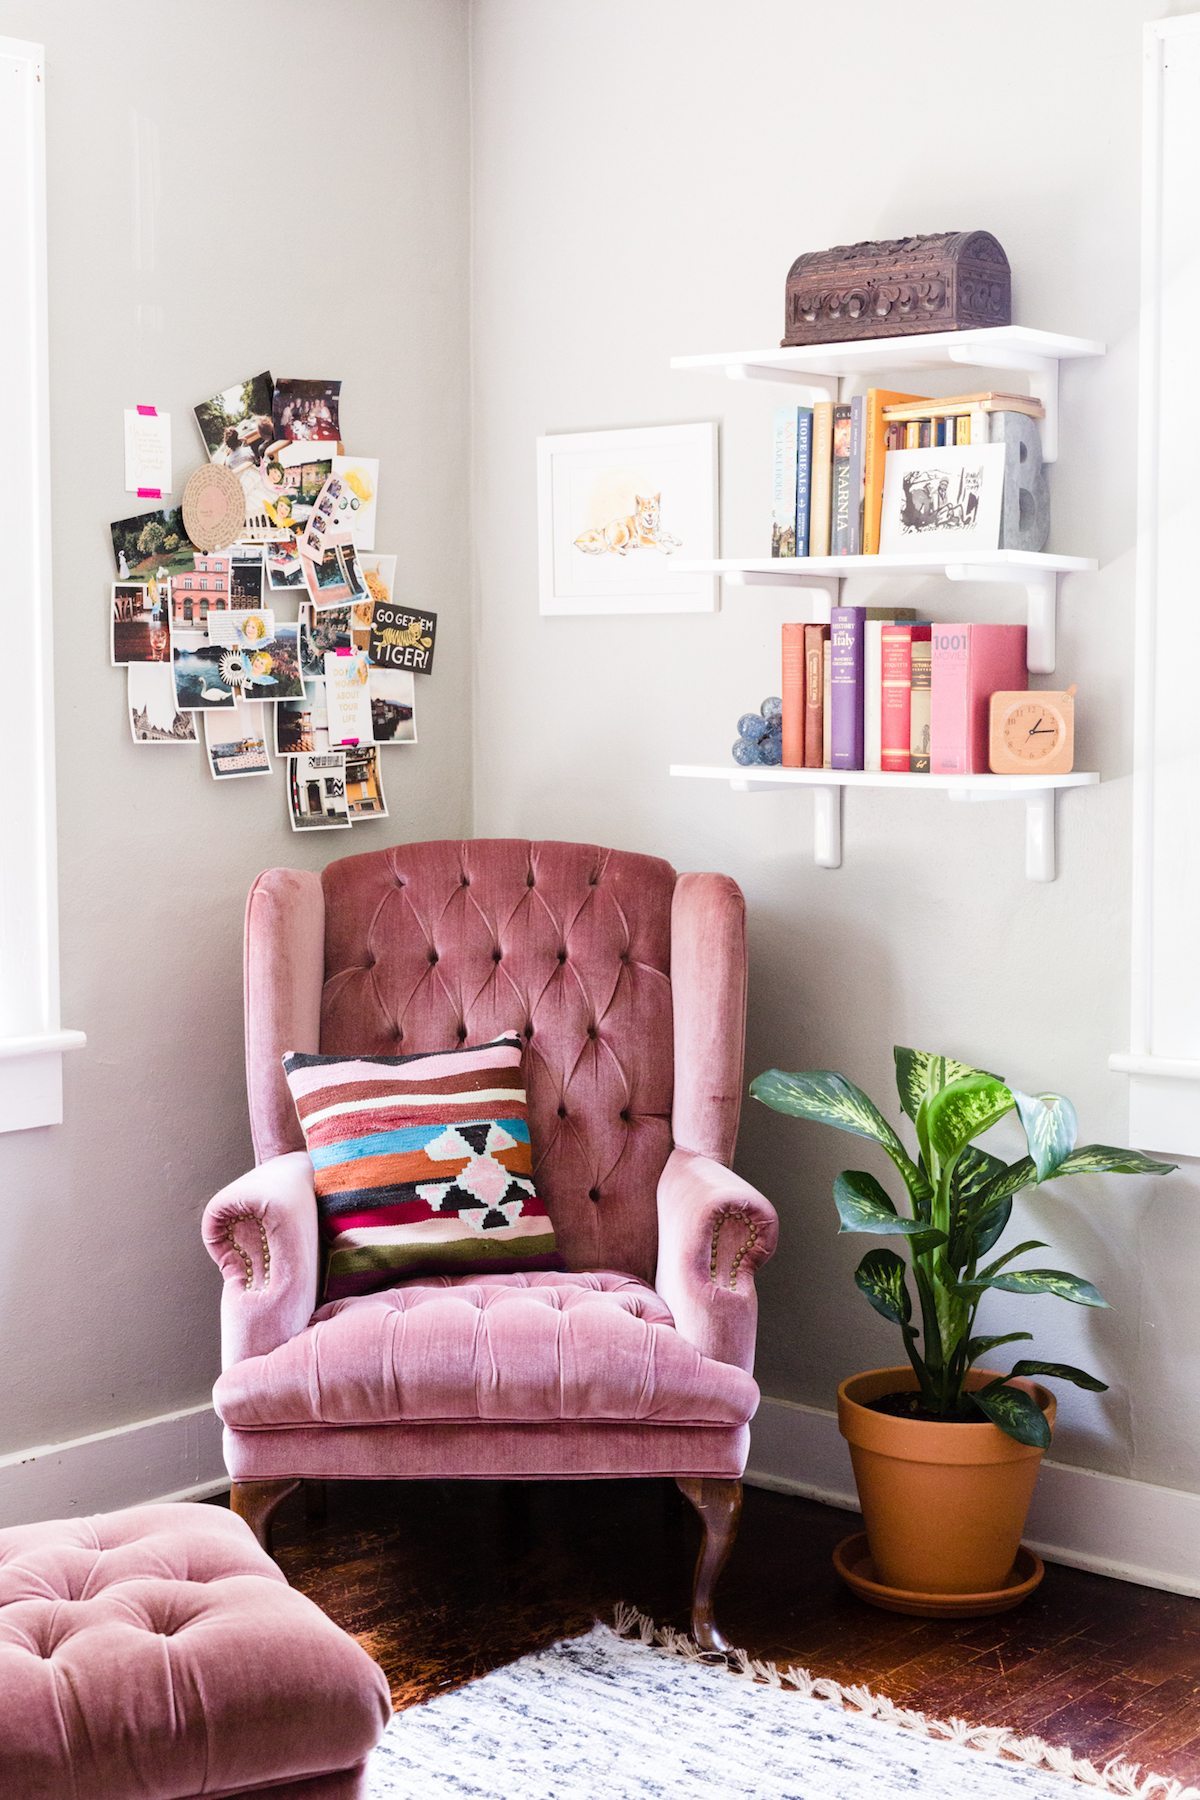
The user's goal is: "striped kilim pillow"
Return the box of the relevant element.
[282,1033,559,1299]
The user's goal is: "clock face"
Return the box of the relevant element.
[1002,700,1066,761]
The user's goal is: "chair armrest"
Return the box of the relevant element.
[655,1147,779,1373]
[202,1151,320,1367]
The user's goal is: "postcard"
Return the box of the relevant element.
[204,701,272,779]
[194,372,275,466]
[369,602,437,676]
[171,628,238,710]
[230,543,265,607]
[245,621,304,702]
[208,608,275,650]
[128,664,197,744]
[261,443,336,533]
[265,535,304,590]
[368,667,417,745]
[111,582,171,667]
[301,540,368,610]
[297,473,356,562]
[276,688,330,756]
[360,553,397,608]
[329,455,379,550]
[324,650,374,747]
[878,444,1005,557]
[287,751,351,831]
[344,744,388,821]
[272,379,341,444]
[124,406,172,497]
[111,506,195,581]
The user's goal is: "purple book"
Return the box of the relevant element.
[830,604,867,770]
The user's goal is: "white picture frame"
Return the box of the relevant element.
[537,422,718,616]
[879,442,1005,557]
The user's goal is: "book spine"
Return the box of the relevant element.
[781,622,806,768]
[930,625,972,774]
[880,624,913,773]
[830,605,866,770]
[794,408,814,557]
[770,408,800,557]
[847,396,865,555]
[830,404,853,554]
[864,619,885,772]
[809,402,834,557]
[822,639,832,767]
[909,636,933,773]
[803,623,828,767]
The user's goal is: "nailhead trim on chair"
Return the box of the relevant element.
[224,1214,271,1291]
[710,1208,759,1292]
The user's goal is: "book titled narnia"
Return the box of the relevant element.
[830,404,854,555]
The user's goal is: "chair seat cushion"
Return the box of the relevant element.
[214,1270,759,1430]
[0,1503,391,1800]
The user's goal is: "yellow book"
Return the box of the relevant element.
[864,389,927,556]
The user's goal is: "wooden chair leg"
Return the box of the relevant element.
[675,1476,743,1653]
[230,1479,299,1553]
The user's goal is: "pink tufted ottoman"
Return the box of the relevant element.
[0,1502,391,1799]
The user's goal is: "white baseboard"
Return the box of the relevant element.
[746,1393,1200,1599]
[0,1402,228,1527]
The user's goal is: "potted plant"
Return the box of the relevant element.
[751,1049,1172,1613]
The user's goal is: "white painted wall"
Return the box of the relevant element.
[0,0,470,1458]
[469,0,1200,1496]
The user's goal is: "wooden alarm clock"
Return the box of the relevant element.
[988,685,1076,775]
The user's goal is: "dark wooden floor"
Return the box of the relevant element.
[243,1478,1200,1784]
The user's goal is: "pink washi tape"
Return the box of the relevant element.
[136,404,157,416]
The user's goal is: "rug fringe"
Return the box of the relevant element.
[609,1604,1200,1800]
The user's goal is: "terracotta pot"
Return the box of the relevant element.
[837,1366,1055,1596]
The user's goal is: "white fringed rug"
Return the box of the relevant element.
[367,1607,1199,1800]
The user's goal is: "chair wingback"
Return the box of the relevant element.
[245,839,747,1283]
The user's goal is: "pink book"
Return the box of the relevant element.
[881,624,931,773]
[931,624,1027,774]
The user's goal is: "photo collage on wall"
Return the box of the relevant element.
[110,371,438,829]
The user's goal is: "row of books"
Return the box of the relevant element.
[770,390,1044,558]
[780,612,1027,774]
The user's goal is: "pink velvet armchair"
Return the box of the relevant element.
[203,839,778,1647]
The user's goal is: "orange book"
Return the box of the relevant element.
[863,388,927,556]
[781,622,806,768]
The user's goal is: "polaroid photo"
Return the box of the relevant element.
[344,745,388,821]
[194,372,275,467]
[111,582,171,667]
[275,687,330,756]
[369,602,437,676]
[204,701,272,779]
[128,664,198,744]
[272,379,342,444]
[287,751,351,831]
[265,535,304,590]
[368,667,417,745]
[360,553,397,609]
[324,650,374,747]
[261,444,336,534]
[301,540,368,611]
[171,628,239,710]
[111,506,195,581]
[329,456,379,550]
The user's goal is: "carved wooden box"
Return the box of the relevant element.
[782,232,1011,347]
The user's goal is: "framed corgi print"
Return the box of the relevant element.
[537,423,719,615]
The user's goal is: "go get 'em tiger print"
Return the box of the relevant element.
[282,1033,558,1300]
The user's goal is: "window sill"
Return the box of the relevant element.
[0,1030,86,1133]
[1108,1053,1200,1160]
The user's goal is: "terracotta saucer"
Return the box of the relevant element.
[832,1532,1045,1618]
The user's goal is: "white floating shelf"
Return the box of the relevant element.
[669,550,1097,674]
[671,326,1105,462]
[669,763,1100,883]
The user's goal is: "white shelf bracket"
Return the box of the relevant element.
[1025,788,1057,882]
[813,784,843,869]
[946,345,1060,461]
[944,563,1057,674]
[727,363,839,403]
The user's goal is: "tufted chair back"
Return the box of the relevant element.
[244,839,748,1282]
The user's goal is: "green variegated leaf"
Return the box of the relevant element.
[975,1267,1108,1308]
[1009,1359,1107,1392]
[978,1238,1049,1279]
[965,1331,1033,1361]
[834,1171,928,1236]
[854,1248,911,1325]
[974,1156,1038,1217]
[923,1074,1015,1171]
[949,1145,1007,1259]
[1049,1144,1176,1179]
[974,1193,1013,1258]
[751,1069,929,1201]
[908,1228,949,1257]
[893,1047,995,1125]
[971,1381,1052,1448]
[1012,1089,1078,1182]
